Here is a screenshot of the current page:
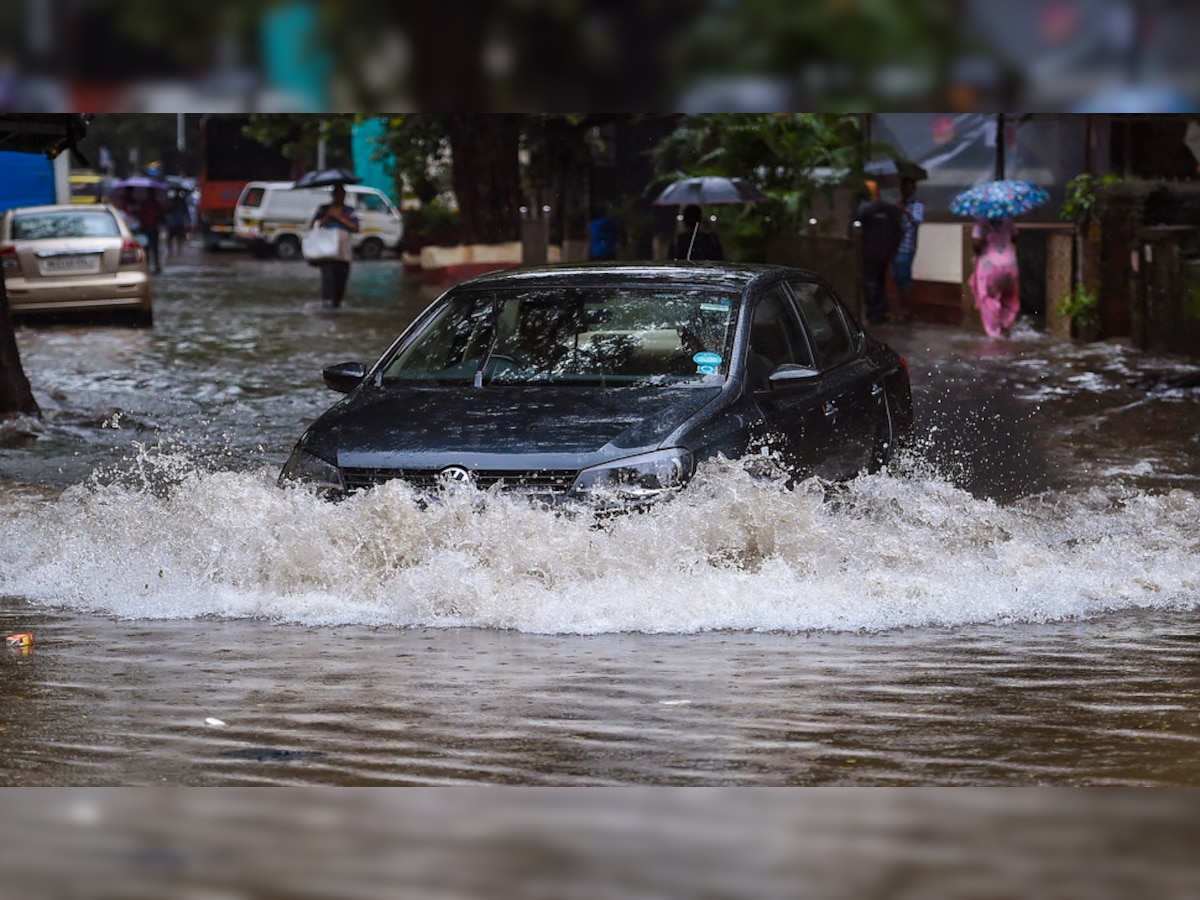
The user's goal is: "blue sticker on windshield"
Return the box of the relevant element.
[693,351,722,375]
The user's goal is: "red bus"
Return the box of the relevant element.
[197,115,296,250]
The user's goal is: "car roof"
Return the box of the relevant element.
[449,261,825,293]
[244,181,380,192]
[4,203,118,216]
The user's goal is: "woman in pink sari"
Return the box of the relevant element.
[970,216,1020,337]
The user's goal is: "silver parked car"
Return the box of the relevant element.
[0,203,153,326]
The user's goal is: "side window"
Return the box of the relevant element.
[788,280,855,369]
[356,193,384,213]
[746,286,812,389]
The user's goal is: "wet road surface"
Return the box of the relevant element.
[2,244,1199,786]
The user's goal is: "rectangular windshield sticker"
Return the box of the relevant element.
[700,301,731,312]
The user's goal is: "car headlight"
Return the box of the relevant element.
[572,448,693,503]
[278,448,344,495]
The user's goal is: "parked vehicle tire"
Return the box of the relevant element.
[358,237,383,261]
[275,235,302,261]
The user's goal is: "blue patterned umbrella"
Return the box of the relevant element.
[949,179,1049,218]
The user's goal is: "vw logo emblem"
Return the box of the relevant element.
[438,466,473,486]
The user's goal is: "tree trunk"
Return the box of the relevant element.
[0,276,39,420]
[445,115,521,245]
[541,117,592,248]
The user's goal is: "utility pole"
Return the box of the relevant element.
[995,112,1006,181]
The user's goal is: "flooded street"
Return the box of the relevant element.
[2,246,1200,786]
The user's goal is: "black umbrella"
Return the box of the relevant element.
[864,157,928,187]
[291,168,362,190]
[652,175,768,206]
[653,176,768,261]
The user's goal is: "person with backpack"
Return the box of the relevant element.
[854,181,903,325]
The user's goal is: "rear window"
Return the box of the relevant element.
[240,187,266,208]
[11,210,121,240]
[69,178,103,200]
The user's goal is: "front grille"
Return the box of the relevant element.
[340,467,579,495]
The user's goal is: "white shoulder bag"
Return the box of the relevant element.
[302,227,350,262]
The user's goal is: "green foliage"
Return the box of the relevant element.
[665,0,964,110]
[374,115,453,205]
[401,201,461,252]
[242,114,356,167]
[1060,172,1121,222]
[610,197,654,259]
[648,113,887,260]
[77,114,200,174]
[1055,284,1099,328]
[1184,280,1200,321]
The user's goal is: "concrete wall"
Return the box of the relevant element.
[912,222,964,284]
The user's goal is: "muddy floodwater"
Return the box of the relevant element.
[2,246,1200,787]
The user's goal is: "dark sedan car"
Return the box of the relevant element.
[279,262,913,507]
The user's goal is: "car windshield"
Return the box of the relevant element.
[11,210,121,240]
[381,285,739,386]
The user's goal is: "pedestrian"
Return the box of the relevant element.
[310,184,360,309]
[970,215,1021,338]
[890,176,924,323]
[588,207,619,260]
[855,180,903,325]
[165,190,191,261]
[671,204,723,261]
[114,188,139,234]
[138,189,164,274]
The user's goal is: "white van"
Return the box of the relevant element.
[233,181,404,261]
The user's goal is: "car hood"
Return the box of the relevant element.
[308,383,723,467]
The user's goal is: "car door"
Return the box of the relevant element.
[743,284,843,479]
[787,278,882,478]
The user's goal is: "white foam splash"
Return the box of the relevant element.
[1,447,1197,634]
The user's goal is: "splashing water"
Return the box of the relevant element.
[2,441,1196,634]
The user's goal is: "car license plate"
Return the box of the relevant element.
[43,254,101,274]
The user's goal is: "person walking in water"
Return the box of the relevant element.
[165,189,191,262]
[134,189,164,274]
[970,215,1020,338]
[311,184,360,309]
[890,176,924,323]
[855,180,903,325]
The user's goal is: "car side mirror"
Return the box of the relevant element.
[322,361,367,393]
[768,364,821,387]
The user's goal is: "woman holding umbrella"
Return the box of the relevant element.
[970,215,1020,338]
[951,179,1049,339]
